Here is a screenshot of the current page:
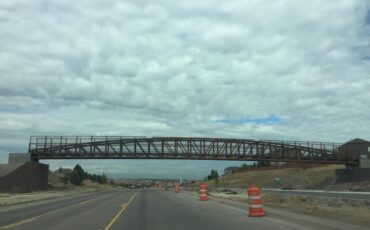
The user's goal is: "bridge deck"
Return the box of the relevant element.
[28,136,356,164]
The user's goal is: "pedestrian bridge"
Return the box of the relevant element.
[28,136,357,164]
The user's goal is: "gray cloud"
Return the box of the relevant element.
[1,0,370,177]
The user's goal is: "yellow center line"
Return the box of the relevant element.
[104,191,138,230]
[0,199,92,230]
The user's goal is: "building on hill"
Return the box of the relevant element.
[339,138,370,159]
[339,138,370,168]
[224,166,240,175]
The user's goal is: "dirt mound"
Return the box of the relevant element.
[210,164,345,189]
[263,193,370,227]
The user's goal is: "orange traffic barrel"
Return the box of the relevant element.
[174,183,180,193]
[247,186,264,217]
[199,183,208,201]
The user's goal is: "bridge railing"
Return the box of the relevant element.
[29,136,342,152]
[262,140,342,152]
[29,135,146,152]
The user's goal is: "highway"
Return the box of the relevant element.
[0,189,367,230]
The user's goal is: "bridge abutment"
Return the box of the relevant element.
[336,161,370,183]
[0,153,49,193]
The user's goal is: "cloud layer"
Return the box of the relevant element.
[1,0,370,177]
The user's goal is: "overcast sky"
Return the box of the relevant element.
[1,0,370,179]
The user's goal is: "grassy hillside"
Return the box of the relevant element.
[207,164,345,190]
[48,171,114,190]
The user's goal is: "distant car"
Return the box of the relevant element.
[130,185,136,189]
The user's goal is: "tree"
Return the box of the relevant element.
[60,175,69,184]
[257,161,265,167]
[256,161,271,167]
[96,173,108,184]
[241,163,248,168]
[90,174,98,182]
[207,169,219,180]
[101,173,108,184]
[69,164,86,185]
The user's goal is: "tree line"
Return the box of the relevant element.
[60,164,109,185]
[205,169,219,181]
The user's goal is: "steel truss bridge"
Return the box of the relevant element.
[28,136,357,164]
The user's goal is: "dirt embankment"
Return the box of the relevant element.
[48,171,114,190]
[262,193,370,226]
[207,165,346,190]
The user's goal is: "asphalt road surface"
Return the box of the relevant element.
[0,189,366,230]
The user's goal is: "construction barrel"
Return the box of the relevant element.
[247,186,265,217]
[199,183,208,201]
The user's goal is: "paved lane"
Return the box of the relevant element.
[0,190,116,226]
[0,189,136,230]
[110,190,303,230]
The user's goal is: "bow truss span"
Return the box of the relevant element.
[28,136,356,164]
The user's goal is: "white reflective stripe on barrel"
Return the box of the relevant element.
[200,190,207,192]
[250,204,263,208]
[200,194,207,196]
[248,196,261,200]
